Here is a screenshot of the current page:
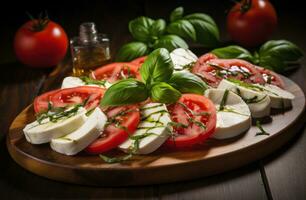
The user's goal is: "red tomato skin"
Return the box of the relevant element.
[227,0,277,47]
[165,94,217,149]
[14,20,68,67]
[34,89,60,113]
[131,56,147,65]
[85,105,140,154]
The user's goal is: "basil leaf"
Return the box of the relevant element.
[169,72,207,94]
[129,16,154,42]
[258,55,286,72]
[259,40,303,62]
[170,7,184,22]
[153,35,188,52]
[184,13,220,48]
[115,42,149,62]
[150,82,181,104]
[167,19,196,41]
[211,45,254,63]
[140,48,174,84]
[150,19,166,37]
[100,79,148,106]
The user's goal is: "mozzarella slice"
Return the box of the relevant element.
[23,107,87,144]
[61,76,112,89]
[217,79,271,118]
[170,48,198,72]
[256,84,295,109]
[119,103,172,154]
[50,107,107,155]
[205,89,251,139]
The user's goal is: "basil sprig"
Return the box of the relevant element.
[102,48,207,106]
[116,7,220,61]
[211,40,303,72]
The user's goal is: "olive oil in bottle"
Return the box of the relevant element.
[70,22,111,76]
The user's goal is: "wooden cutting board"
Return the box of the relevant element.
[6,76,305,186]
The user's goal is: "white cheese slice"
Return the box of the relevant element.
[23,107,87,144]
[61,76,112,89]
[256,84,295,109]
[119,103,172,154]
[217,79,271,118]
[205,89,251,139]
[170,48,198,72]
[50,107,107,155]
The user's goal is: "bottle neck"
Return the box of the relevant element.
[79,22,98,44]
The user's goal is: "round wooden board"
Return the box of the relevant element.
[7,76,306,186]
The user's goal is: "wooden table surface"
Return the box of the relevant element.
[1,1,306,199]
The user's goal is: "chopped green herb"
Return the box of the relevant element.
[99,154,133,164]
[79,76,106,86]
[219,89,229,111]
[235,88,267,104]
[255,120,270,136]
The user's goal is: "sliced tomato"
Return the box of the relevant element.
[255,66,285,88]
[193,54,265,87]
[165,94,217,148]
[86,105,140,154]
[92,62,141,83]
[50,86,105,110]
[34,89,60,113]
[131,56,147,66]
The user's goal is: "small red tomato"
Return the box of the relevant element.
[14,18,68,67]
[227,0,277,47]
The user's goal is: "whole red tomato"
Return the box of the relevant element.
[14,18,68,68]
[227,0,277,47]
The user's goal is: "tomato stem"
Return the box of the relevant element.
[26,11,50,32]
[240,0,252,13]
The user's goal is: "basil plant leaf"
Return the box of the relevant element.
[167,19,196,41]
[153,35,188,52]
[170,7,184,22]
[115,42,149,62]
[150,19,166,37]
[129,16,154,42]
[184,13,220,48]
[258,55,286,72]
[169,72,207,94]
[211,45,254,63]
[140,48,174,85]
[150,82,181,104]
[259,40,303,62]
[100,79,148,106]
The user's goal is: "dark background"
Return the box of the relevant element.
[1,1,306,199]
[0,0,305,64]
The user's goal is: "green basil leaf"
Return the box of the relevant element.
[167,19,196,41]
[150,82,181,104]
[184,13,220,48]
[100,79,148,106]
[140,48,174,84]
[169,72,207,94]
[153,35,188,52]
[150,19,166,37]
[211,45,254,63]
[258,55,286,72]
[115,42,149,62]
[129,16,154,42]
[259,40,303,62]
[170,7,184,22]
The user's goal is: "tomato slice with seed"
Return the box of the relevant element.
[165,94,217,148]
[50,86,105,110]
[193,54,265,87]
[255,66,285,88]
[34,89,60,113]
[85,105,140,154]
[92,62,141,83]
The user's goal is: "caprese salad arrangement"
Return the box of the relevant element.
[23,47,295,163]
